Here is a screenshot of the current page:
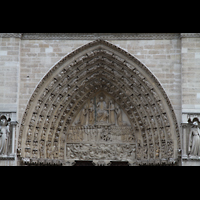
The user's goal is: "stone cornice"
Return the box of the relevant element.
[180,33,200,38]
[0,33,23,38]
[2,33,200,40]
[0,33,181,40]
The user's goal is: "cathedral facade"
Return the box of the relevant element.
[0,33,199,166]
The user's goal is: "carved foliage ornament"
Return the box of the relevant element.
[18,39,180,165]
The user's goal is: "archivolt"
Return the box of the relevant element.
[17,39,181,165]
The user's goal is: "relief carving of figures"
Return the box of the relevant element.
[115,105,123,126]
[80,105,88,125]
[46,141,52,158]
[66,143,135,161]
[0,116,11,155]
[97,94,109,123]
[68,125,135,144]
[65,92,136,162]
[73,92,131,127]
[88,99,95,125]
[136,139,142,160]
[188,121,200,156]
[83,128,89,141]
[109,100,115,124]
[100,128,112,142]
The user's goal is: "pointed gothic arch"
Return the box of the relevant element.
[17,39,181,166]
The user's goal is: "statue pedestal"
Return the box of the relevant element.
[182,157,200,166]
[95,122,112,126]
[0,155,15,160]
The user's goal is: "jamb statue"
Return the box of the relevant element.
[0,116,11,155]
[188,121,200,156]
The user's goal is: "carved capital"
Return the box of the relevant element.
[181,123,189,128]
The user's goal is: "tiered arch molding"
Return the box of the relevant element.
[17,39,181,165]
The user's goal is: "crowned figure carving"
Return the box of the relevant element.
[96,93,109,124]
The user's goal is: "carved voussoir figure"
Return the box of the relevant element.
[109,100,115,125]
[79,104,88,125]
[188,121,200,156]
[115,105,123,126]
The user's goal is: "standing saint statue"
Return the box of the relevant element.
[88,99,95,125]
[0,116,10,155]
[79,104,88,125]
[115,105,123,126]
[97,95,108,123]
[109,100,115,125]
[188,121,200,156]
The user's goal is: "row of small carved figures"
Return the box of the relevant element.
[23,124,171,153]
[19,53,173,155]
[23,52,170,127]
[21,45,176,132]
[23,136,174,160]
[136,139,174,159]
[66,131,135,143]
[20,45,179,146]
[22,77,170,147]
[27,81,169,130]
[66,143,136,160]
[28,105,170,133]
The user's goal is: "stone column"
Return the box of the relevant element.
[10,121,17,156]
[181,123,188,159]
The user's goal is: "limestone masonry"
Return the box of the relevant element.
[0,33,199,166]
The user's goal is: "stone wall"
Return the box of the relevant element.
[1,33,200,166]
[181,37,200,114]
[0,37,20,113]
[18,40,93,123]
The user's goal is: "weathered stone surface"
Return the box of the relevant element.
[0,33,200,165]
[181,37,200,115]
